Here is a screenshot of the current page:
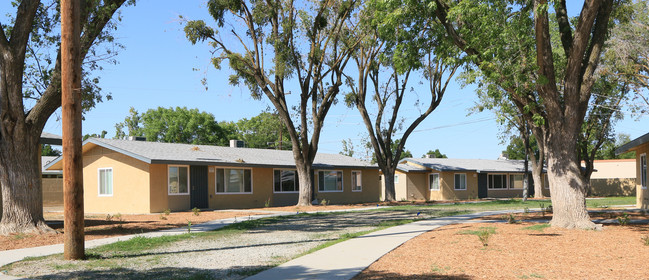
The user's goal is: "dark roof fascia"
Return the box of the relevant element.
[149,160,378,170]
[616,132,649,155]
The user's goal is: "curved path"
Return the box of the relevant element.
[246,210,517,280]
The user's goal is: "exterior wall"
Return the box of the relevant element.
[42,177,63,207]
[427,171,479,201]
[314,169,381,205]
[587,159,636,197]
[148,164,192,213]
[635,143,649,209]
[208,166,273,209]
[83,146,151,214]
[394,171,408,201]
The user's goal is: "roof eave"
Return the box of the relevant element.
[615,132,649,155]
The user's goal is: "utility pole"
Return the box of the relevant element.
[61,0,85,260]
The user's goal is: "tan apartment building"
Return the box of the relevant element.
[616,132,649,209]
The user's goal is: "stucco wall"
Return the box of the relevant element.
[42,178,63,207]
[83,146,151,214]
[635,143,649,209]
[425,171,479,201]
[314,169,381,205]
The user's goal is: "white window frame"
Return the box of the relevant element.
[215,167,253,194]
[168,165,190,196]
[429,173,440,191]
[641,153,647,189]
[351,170,362,192]
[318,170,344,192]
[454,173,467,190]
[394,174,399,183]
[488,173,509,190]
[273,169,299,193]
[509,174,525,190]
[97,168,113,197]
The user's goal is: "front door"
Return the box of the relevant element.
[190,165,209,209]
[478,173,488,198]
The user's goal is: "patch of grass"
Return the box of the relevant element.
[459,227,496,247]
[51,263,77,270]
[90,235,190,254]
[299,229,376,257]
[519,273,545,279]
[522,224,551,231]
[11,233,30,240]
[586,197,636,208]
[431,264,452,274]
[231,266,275,277]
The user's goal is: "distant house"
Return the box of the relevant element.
[616,132,649,209]
[587,159,636,197]
[41,156,63,207]
[383,158,548,201]
[45,138,380,214]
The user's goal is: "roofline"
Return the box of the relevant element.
[44,138,154,170]
[616,132,649,155]
[44,138,377,170]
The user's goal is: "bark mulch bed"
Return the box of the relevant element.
[355,211,649,280]
[1,204,371,251]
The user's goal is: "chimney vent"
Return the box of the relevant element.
[230,140,245,148]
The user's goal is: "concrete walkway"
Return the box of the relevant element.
[246,210,517,280]
[0,207,382,279]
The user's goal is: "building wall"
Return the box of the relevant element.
[42,177,63,207]
[636,143,649,209]
[83,146,151,214]
[586,159,636,197]
[426,171,479,201]
[314,169,381,204]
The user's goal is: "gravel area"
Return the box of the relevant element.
[4,209,439,279]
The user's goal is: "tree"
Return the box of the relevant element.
[423,149,447,158]
[41,144,61,156]
[115,107,229,145]
[233,111,291,149]
[83,130,108,141]
[344,0,458,201]
[340,138,355,157]
[594,133,635,159]
[0,0,132,234]
[184,0,358,206]
[431,0,625,229]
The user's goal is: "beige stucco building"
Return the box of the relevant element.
[587,159,636,196]
[46,138,381,214]
[616,132,649,209]
[382,158,547,201]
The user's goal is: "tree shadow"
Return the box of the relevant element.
[353,270,473,280]
[28,266,272,280]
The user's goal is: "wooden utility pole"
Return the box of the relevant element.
[61,0,85,260]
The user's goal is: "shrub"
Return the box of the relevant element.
[460,227,496,247]
[642,235,649,246]
[617,213,630,226]
[163,209,171,216]
[192,207,201,216]
[264,197,271,208]
[320,199,328,206]
[159,214,167,220]
[502,214,517,224]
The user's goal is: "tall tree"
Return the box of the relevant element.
[345,0,458,201]
[430,0,624,229]
[114,107,229,145]
[0,0,131,234]
[423,149,447,158]
[184,0,358,206]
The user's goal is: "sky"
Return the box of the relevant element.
[6,1,649,160]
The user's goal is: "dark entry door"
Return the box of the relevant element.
[478,173,488,198]
[190,166,209,209]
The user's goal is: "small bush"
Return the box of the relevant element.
[264,197,271,208]
[502,214,517,224]
[320,199,328,206]
[617,213,630,226]
[164,209,171,216]
[460,227,496,247]
[159,214,167,220]
[642,235,649,246]
[105,214,113,221]
[187,220,192,233]
[192,207,201,216]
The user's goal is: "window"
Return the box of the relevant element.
[274,170,298,192]
[98,168,113,196]
[318,170,343,192]
[454,173,466,190]
[509,174,524,189]
[351,171,362,192]
[429,173,440,190]
[488,174,508,189]
[641,154,647,189]
[394,174,399,183]
[216,168,252,193]
[168,166,189,195]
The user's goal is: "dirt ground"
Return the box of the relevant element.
[355,211,649,280]
[0,204,371,251]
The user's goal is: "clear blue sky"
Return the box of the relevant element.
[8,1,649,159]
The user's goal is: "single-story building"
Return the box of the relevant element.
[616,132,649,209]
[383,158,548,201]
[41,156,63,207]
[587,159,636,197]
[45,138,380,214]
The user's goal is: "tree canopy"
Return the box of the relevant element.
[423,149,447,159]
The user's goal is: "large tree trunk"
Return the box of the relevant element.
[382,167,396,202]
[531,159,545,198]
[295,161,313,206]
[545,131,597,229]
[0,130,53,235]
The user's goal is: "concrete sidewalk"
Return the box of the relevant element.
[0,206,382,279]
[246,210,518,280]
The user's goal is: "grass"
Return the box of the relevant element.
[522,224,551,232]
[378,197,635,212]
[586,196,636,208]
